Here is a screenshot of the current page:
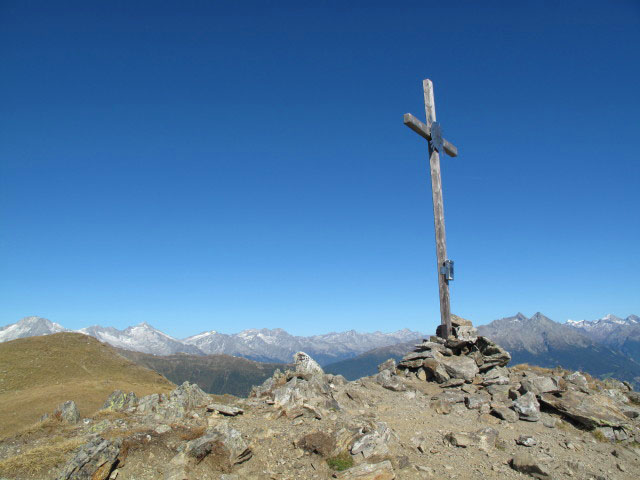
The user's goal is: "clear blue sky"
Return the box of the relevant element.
[1,1,639,337]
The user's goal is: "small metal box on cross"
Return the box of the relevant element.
[403,79,459,339]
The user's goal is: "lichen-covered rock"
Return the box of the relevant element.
[102,390,138,412]
[294,351,324,375]
[58,435,121,480]
[136,393,162,414]
[54,400,80,424]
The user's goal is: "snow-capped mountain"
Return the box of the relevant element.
[0,316,67,343]
[477,312,640,389]
[78,322,202,355]
[0,317,423,365]
[183,327,423,365]
[566,314,638,333]
[566,313,640,358]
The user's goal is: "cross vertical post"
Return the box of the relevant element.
[403,79,458,339]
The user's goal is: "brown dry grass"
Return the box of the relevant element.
[0,332,174,438]
[0,435,84,477]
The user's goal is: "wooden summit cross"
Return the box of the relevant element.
[404,79,459,339]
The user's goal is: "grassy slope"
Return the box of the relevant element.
[0,333,174,438]
[117,349,287,397]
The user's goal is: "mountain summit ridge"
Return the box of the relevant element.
[0,316,424,365]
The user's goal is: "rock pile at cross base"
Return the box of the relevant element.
[1,316,639,480]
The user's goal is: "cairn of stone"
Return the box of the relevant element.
[397,314,511,384]
[393,315,637,443]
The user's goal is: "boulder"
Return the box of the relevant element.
[333,460,395,480]
[377,358,396,373]
[435,390,466,404]
[453,325,478,343]
[54,400,80,424]
[137,393,163,414]
[444,431,474,448]
[451,314,473,327]
[294,351,324,375]
[565,371,589,389]
[475,337,511,371]
[168,381,209,410]
[491,404,518,423]
[482,367,510,386]
[375,369,406,392]
[520,375,559,395]
[509,453,550,479]
[438,354,479,382]
[206,403,244,416]
[444,427,499,449]
[59,436,121,480]
[185,421,252,467]
[539,390,630,429]
[272,374,339,414]
[351,422,393,459]
[516,435,537,447]
[512,392,540,422]
[422,358,450,383]
[465,394,490,410]
[295,430,336,457]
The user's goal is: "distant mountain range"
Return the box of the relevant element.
[476,312,640,388]
[0,316,423,366]
[566,313,640,359]
[323,312,640,388]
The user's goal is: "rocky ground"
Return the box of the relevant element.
[0,318,639,480]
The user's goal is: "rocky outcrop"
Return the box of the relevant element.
[539,390,630,429]
[294,351,324,375]
[102,390,138,412]
[133,381,209,421]
[47,400,81,424]
[250,352,343,418]
[58,436,121,480]
[185,421,252,467]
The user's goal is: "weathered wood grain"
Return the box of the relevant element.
[403,114,458,157]
[422,79,452,339]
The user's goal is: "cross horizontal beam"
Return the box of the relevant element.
[403,113,458,158]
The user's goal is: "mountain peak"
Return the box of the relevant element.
[0,316,67,343]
